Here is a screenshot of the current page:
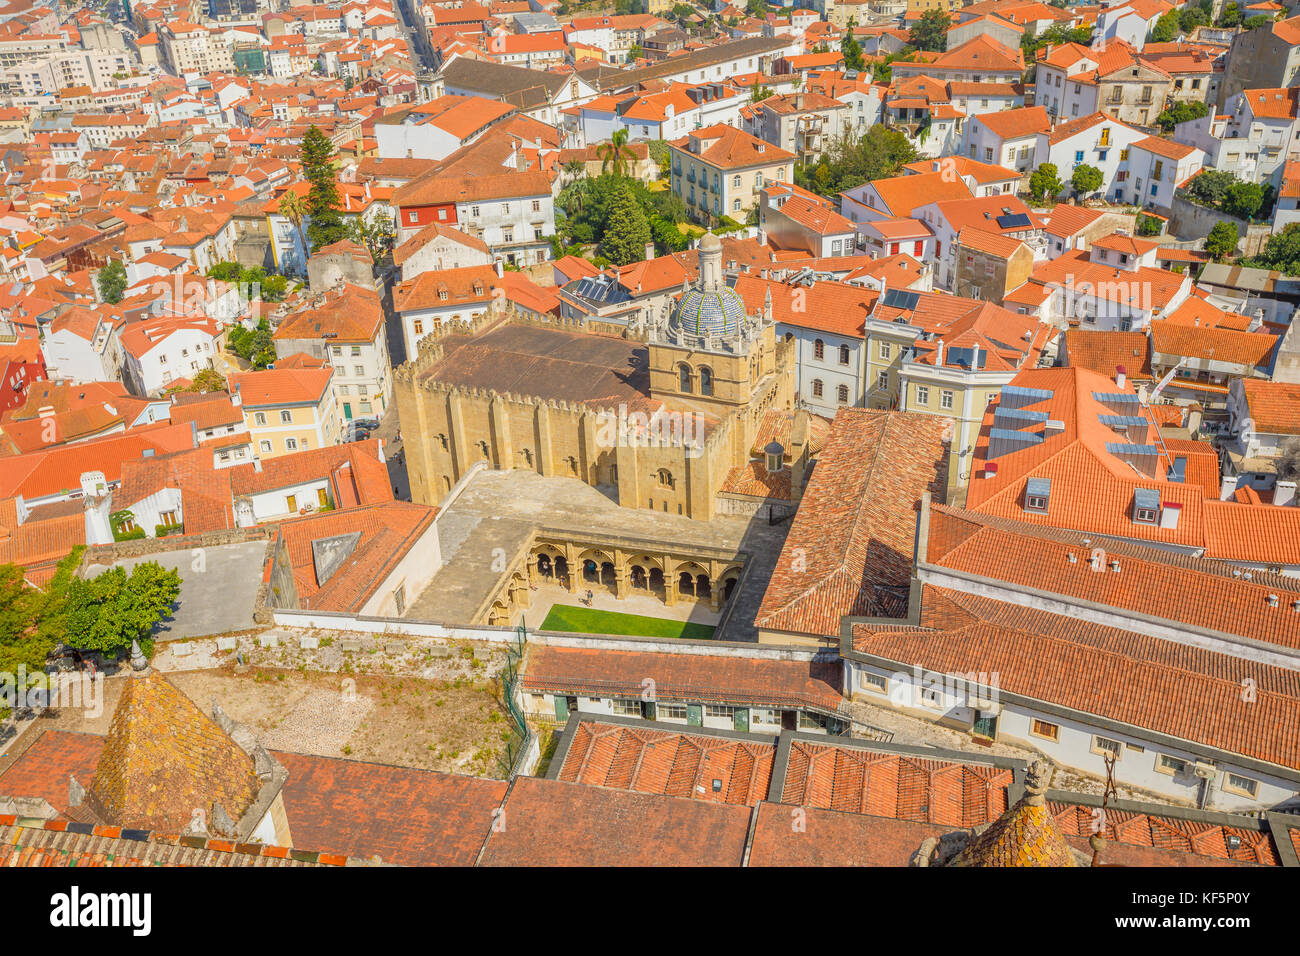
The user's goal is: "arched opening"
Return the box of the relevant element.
[600,561,616,590]
[657,468,674,488]
[813,338,825,360]
[679,363,692,392]
[812,379,824,398]
[630,565,648,590]
[699,366,713,396]
[696,574,712,599]
[678,570,695,595]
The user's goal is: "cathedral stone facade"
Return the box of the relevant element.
[393,234,797,520]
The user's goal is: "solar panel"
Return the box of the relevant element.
[996,213,1032,229]
[880,288,920,311]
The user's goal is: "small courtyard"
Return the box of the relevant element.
[1,631,516,780]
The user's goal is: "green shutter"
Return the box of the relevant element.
[553,695,569,722]
[687,703,702,727]
[733,708,749,733]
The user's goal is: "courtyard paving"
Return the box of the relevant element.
[87,541,270,641]
[404,469,789,640]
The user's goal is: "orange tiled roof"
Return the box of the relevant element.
[755,409,951,637]
[556,721,774,806]
[1242,379,1300,436]
[87,671,261,833]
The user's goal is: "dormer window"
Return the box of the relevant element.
[1024,477,1050,513]
[1133,487,1160,524]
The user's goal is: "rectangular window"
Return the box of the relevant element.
[877,370,889,390]
[878,341,891,359]
[611,698,641,717]
[1092,735,1122,758]
[259,440,272,453]
[280,410,292,424]
[915,385,929,405]
[859,671,886,693]
[254,412,267,426]
[1157,754,1188,775]
[1074,150,1084,163]
[940,390,953,410]
[286,494,297,512]
[1030,718,1059,742]
[657,703,687,720]
[1223,772,1258,798]
[704,704,735,719]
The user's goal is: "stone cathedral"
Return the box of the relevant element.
[393,233,807,520]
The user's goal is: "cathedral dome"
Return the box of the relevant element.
[671,286,747,336]
[670,231,747,336]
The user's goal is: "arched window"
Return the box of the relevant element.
[699,366,713,396]
[812,379,824,398]
[678,363,692,392]
[813,339,825,360]
[839,344,850,365]
[837,384,849,404]
[657,468,674,488]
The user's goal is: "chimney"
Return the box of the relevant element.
[1115,364,1126,389]
[983,461,999,479]
[933,338,944,366]
[645,241,655,261]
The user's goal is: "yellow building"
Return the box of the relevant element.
[395,234,802,520]
[669,124,796,224]
[229,365,342,460]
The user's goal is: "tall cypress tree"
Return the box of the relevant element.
[600,183,651,265]
[300,125,347,250]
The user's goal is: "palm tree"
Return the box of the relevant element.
[277,191,310,272]
[562,158,586,184]
[597,129,637,178]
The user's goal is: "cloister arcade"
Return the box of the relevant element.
[484,532,746,626]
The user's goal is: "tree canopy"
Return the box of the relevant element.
[97,260,127,304]
[841,30,864,72]
[908,9,950,52]
[1205,220,1239,261]
[1028,162,1063,203]
[794,126,919,197]
[63,562,181,658]
[300,125,348,250]
[556,173,688,257]
[1071,164,1103,197]
[1155,100,1208,133]
[599,181,653,265]
[1243,223,1300,275]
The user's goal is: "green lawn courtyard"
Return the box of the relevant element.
[539,604,717,640]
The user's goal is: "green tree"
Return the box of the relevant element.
[793,126,918,197]
[1149,9,1181,43]
[908,9,951,52]
[841,30,864,72]
[1245,222,1300,274]
[1028,162,1063,203]
[745,0,766,16]
[1244,14,1272,29]
[1136,213,1164,237]
[1071,163,1103,198]
[0,564,46,682]
[300,125,347,250]
[63,562,181,658]
[600,182,652,264]
[347,210,395,264]
[628,43,642,61]
[750,83,773,102]
[97,260,127,304]
[278,190,311,266]
[1223,180,1265,220]
[1154,100,1208,132]
[1205,220,1239,261]
[597,128,637,177]
[1217,1,1241,27]
[188,368,227,393]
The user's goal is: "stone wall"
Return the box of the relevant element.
[1167,193,1272,256]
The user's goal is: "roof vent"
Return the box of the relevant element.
[1243,571,1253,581]
[1067,552,1077,563]
[1267,594,1279,607]
[1110,560,1121,573]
